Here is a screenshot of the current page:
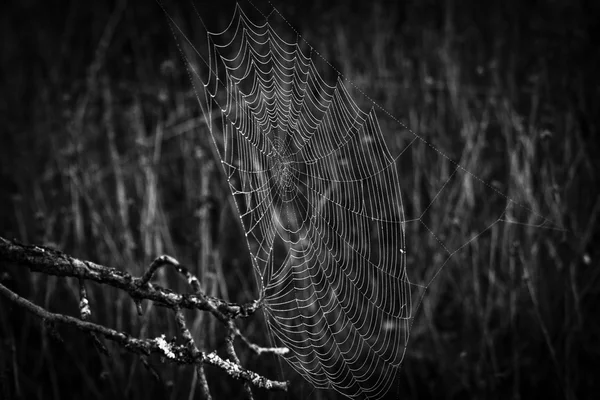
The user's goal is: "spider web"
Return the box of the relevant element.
[161,2,563,399]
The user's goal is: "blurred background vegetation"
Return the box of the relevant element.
[1,0,598,399]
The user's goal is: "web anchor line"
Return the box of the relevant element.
[259,0,566,235]
[162,1,567,399]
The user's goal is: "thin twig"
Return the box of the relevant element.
[225,324,254,400]
[0,236,289,395]
[138,255,202,293]
[0,282,288,392]
[0,239,257,320]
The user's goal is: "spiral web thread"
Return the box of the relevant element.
[161,2,564,399]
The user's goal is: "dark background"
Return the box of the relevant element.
[1,0,599,399]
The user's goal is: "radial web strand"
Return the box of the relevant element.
[161,2,565,399]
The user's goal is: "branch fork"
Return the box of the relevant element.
[0,237,289,399]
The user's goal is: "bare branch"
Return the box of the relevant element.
[138,255,202,293]
[237,330,290,357]
[0,236,289,396]
[0,238,258,319]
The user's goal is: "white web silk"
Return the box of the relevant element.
[171,4,411,398]
[162,1,561,399]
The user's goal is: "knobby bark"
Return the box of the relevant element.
[0,237,289,400]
